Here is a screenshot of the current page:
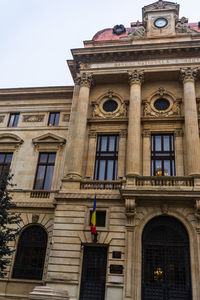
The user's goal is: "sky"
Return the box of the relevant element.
[0,0,199,89]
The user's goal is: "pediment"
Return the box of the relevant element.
[32,133,66,145]
[0,133,23,145]
[143,1,179,17]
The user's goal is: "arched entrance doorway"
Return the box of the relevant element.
[142,216,192,300]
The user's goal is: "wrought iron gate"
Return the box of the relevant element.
[142,216,192,300]
[79,246,107,300]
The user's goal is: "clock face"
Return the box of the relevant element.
[154,18,168,28]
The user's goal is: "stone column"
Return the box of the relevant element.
[143,130,151,176]
[180,67,200,176]
[66,73,93,179]
[85,131,97,178]
[64,82,80,176]
[174,129,184,176]
[126,70,144,176]
[118,130,127,178]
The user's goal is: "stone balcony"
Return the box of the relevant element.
[80,176,199,191]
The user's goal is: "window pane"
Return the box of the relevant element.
[109,136,115,151]
[39,153,48,163]
[155,136,161,151]
[34,166,46,189]
[107,160,114,180]
[54,113,60,126]
[99,160,106,180]
[164,160,171,176]
[5,153,13,163]
[172,160,175,176]
[48,153,56,163]
[101,136,107,151]
[163,135,170,151]
[0,154,5,163]
[14,114,19,127]
[171,135,174,151]
[49,113,55,126]
[8,114,15,127]
[155,160,162,176]
[44,166,54,190]
[114,160,118,180]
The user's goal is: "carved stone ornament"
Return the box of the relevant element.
[180,67,199,82]
[92,90,127,119]
[32,214,39,223]
[128,70,144,85]
[195,199,200,220]
[23,115,44,122]
[160,202,169,215]
[143,88,181,117]
[121,21,146,40]
[76,73,93,88]
[153,0,167,9]
[62,114,70,122]
[176,17,198,34]
[0,115,5,123]
[125,198,136,226]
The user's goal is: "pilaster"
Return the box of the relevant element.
[142,130,151,176]
[174,129,184,176]
[85,131,97,178]
[118,130,127,179]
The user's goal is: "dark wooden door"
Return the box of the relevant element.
[142,216,192,300]
[79,246,107,300]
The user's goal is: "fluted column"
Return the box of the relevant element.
[85,131,97,178]
[143,130,151,176]
[180,67,200,176]
[174,129,184,176]
[118,130,127,178]
[66,73,93,179]
[126,70,144,176]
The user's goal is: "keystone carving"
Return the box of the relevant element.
[160,202,169,215]
[32,214,39,223]
[180,67,199,82]
[76,73,93,88]
[128,70,144,85]
[125,198,136,226]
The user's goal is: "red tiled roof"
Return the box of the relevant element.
[92,23,200,41]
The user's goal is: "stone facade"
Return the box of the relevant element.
[1,1,200,300]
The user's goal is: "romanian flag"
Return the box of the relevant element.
[91,195,96,234]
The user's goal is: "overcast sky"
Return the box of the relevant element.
[0,0,199,88]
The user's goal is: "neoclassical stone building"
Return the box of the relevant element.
[1,1,200,300]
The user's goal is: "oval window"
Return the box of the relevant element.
[154,98,170,111]
[103,100,118,112]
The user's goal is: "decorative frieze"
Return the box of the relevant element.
[62,114,70,122]
[0,115,5,123]
[76,72,93,88]
[128,70,144,85]
[23,114,45,122]
[180,67,199,83]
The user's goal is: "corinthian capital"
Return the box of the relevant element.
[128,70,144,85]
[76,73,93,88]
[180,67,199,83]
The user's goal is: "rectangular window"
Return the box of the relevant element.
[8,113,19,127]
[89,210,106,227]
[94,135,119,180]
[151,134,175,176]
[34,153,56,190]
[0,153,13,177]
[48,112,60,126]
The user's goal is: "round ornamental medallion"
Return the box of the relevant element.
[103,100,118,112]
[154,98,170,111]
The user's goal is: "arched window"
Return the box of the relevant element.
[142,216,192,300]
[12,225,47,280]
